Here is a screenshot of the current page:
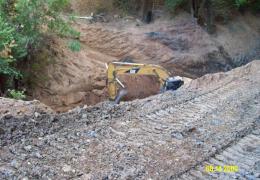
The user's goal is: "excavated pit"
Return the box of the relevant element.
[29,13,260,112]
[0,60,259,179]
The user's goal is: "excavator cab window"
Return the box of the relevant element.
[164,77,184,91]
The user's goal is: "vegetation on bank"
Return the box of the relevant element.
[114,0,259,28]
[165,0,260,13]
[112,0,260,15]
[7,89,26,100]
[0,0,79,98]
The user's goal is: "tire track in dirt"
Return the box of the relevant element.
[177,131,260,180]
[0,61,259,179]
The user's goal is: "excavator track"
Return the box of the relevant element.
[177,132,260,180]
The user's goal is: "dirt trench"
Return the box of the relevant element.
[30,12,260,112]
[0,60,259,179]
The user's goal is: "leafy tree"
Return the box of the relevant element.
[164,0,259,32]
[0,0,79,95]
[0,16,21,78]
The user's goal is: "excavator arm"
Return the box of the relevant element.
[107,62,171,101]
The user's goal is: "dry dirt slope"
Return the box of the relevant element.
[0,60,259,179]
[31,13,260,112]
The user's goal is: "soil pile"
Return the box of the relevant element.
[0,98,53,119]
[0,61,259,179]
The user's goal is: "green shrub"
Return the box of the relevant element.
[0,0,80,93]
[235,0,248,8]
[68,40,81,52]
[0,16,21,78]
[7,89,26,100]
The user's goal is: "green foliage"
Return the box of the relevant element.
[69,13,77,22]
[0,16,21,78]
[164,0,259,20]
[68,40,81,52]
[8,0,77,49]
[165,0,187,13]
[235,0,248,8]
[0,0,79,94]
[7,89,26,100]
[0,17,14,51]
[48,18,80,38]
[0,60,21,78]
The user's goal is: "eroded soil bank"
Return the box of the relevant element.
[30,12,260,112]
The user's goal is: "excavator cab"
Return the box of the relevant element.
[163,76,184,91]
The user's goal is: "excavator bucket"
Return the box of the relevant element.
[114,89,128,104]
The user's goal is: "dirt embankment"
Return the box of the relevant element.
[0,61,259,179]
[30,38,113,112]
[31,12,260,112]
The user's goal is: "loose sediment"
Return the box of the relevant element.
[0,61,259,179]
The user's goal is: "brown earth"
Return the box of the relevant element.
[0,60,259,179]
[69,0,114,15]
[30,38,111,112]
[117,74,161,101]
[31,12,260,112]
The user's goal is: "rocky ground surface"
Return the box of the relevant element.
[178,130,260,179]
[0,60,259,179]
[0,98,53,119]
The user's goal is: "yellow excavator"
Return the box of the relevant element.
[107,62,185,104]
